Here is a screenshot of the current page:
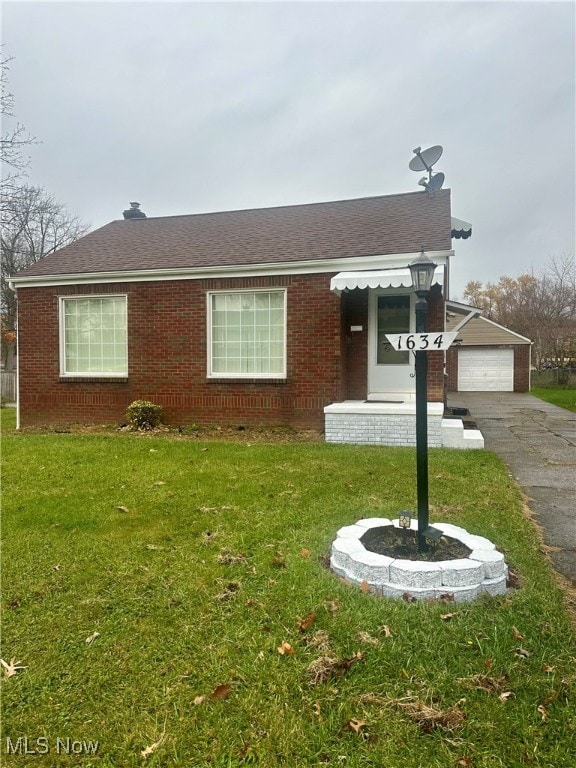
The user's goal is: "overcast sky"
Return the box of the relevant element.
[3,0,575,298]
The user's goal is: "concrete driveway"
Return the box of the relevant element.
[447,392,576,585]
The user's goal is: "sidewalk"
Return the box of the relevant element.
[447,392,576,585]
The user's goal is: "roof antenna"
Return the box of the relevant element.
[409,145,445,196]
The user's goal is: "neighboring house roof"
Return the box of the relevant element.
[12,190,452,283]
[446,301,531,345]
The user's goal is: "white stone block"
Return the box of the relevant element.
[355,517,393,529]
[465,534,497,551]
[336,524,365,539]
[389,560,443,588]
[480,574,508,596]
[434,584,481,602]
[469,549,506,579]
[380,584,438,600]
[438,558,485,587]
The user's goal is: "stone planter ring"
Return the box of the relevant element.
[331,518,509,602]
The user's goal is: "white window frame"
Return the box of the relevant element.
[207,288,287,379]
[59,294,128,377]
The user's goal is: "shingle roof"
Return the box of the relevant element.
[13,190,452,279]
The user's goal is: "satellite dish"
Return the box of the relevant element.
[409,145,443,172]
[421,172,445,193]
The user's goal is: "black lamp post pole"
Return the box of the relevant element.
[414,291,429,552]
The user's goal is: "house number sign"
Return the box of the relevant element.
[385,332,458,352]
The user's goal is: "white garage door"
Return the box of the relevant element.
[458,348,514,391]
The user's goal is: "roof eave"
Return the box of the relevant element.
[10,250,454,289]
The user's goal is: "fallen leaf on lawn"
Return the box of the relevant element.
[514,647,531,659]
[499,691,514,701]
[379,624,392,638]
[297,611,316,632]
[390,696,466,732]
[141,737,163,758]
[305,630,331,651]
[512,626,524,639]
[278,641,295,656]
[299,548,311,558]
[145,544,160,551]
[360,580,370,593]
[153,481,166,486]
[357,631,380,646]
[85,631,100,645]
[193,695,205,705]
[507,571,520,589]
[402,592,417,603]
[115,505,130,513]
[440,613,456,621]
[312,702,322,718]
[1,658,26,678]
[543,664,556,673]
[484,658,494,669]
[211,684,232,700]
[272,551,286,568]
[307,652,365,685]
[149,449,157,453]
[537,704,548,722]
[53,564,61,571]
[456,758,473,767]
[458,674,508,694]
[438,593,456,603]
[543,690,558,705]
[345,718,367,734]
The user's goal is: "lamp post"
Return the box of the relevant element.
[408,249,438,551]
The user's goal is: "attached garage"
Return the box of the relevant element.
[457,348,514,391]
[446,301,532,393]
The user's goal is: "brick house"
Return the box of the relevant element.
[11,190,473,446]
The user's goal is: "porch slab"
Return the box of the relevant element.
[324,400,444,448]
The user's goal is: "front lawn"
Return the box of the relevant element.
[531,387,576,413]
[2,425,575,767]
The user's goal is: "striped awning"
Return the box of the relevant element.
[451,217,472,239]
[330,266,444,295]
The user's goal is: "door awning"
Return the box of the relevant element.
[451,217,472,239]
[330,266,444,295]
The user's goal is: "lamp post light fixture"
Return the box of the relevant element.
[408,249,438,552]
[398,511,412,546]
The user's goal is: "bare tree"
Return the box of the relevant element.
[462,255,576,369]
[1,185,89,368]
[1,53,37,209]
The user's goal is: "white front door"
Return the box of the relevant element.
[367,291,415,401]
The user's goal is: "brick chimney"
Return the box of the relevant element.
[123,202,147,219]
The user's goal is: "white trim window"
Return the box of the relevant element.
[208,289,286,378]
[60,295,128,376]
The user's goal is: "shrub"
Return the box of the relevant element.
[126,400,163,431]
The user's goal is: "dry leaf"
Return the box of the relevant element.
[379,625,392,638]
[153,481,166,486]
[357,631,380,646]
[499,691,514,701]
[299,548,311,558]
[514,647,531,659]
[312,702,322,718]
[297,611,317,632]
[85,631,100,645]
[512,626,524,639]
[402,592,417,603]
[141,737,163,758]
[440,613,456,621]
[115,505,130,513]
[272,551,286,568]
[456,758,473,767]
[325,600,340,615]
[543,664,556,673]
[391,696,466,732]
[346,718,367,734]
[211,684,232,700]
[1,658,26,678]
[53,564,62,571]
[278,641,295,656]
[458,674,508,694]
[193,695,205,705]
[537,704,548,722]
[360,580,370,593]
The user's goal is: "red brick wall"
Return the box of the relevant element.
[514,345,531,392]
[17,274,343,429]
[17,274,447,428]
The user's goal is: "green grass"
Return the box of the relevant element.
[531,387,576,413]
[2,421,575,767]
